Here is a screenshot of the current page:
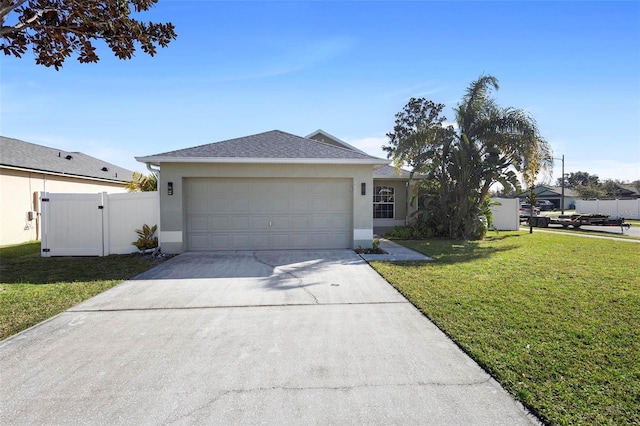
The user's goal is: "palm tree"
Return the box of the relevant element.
[125,172,158,192]
[454,75,553,199]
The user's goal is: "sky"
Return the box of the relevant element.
[1,0,639,185]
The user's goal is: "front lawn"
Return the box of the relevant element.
[371,232,639,425]
[0,241,167,340]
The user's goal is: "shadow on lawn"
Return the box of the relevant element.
[393,234,521,265]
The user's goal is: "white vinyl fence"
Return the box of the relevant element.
[489,198,520,231]
[40,191,159,257]
[575,199,640,220]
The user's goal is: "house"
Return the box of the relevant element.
[517,185,578,210]
[607,185,640,199]
[135,130,419,254]
[0,136,134,245]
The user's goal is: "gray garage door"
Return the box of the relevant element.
[185,178,353,250]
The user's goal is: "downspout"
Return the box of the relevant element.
[146,163,160,175]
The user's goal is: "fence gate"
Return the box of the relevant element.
[40,193,105,257]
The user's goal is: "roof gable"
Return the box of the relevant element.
[0,136,134,182]
[305,129,368,155]
[136,130,388,165]
[373,165,426,179]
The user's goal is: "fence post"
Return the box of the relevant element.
[39,192,50,258]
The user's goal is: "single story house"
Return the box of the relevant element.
[609,185,640,199]
[136,130,419,253]
[517,185,578,210]
[0,136,134,245]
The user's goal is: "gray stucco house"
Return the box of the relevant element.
[136,130,418,253]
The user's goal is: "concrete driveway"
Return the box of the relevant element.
[1,250,539,425]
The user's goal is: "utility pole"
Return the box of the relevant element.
[561,154,565,215]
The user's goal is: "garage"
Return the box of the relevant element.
[185,177,353,250]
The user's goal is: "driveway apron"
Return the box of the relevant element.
[1,250,539,425]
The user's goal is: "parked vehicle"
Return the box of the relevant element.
[526,213,631,233]
[519,203,540,219]
[537,200,555,211]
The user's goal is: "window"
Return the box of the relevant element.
[373,186,395,219]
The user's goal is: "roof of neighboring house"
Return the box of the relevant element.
[0,136,134,183]
[136,130,389,165]
[617,185,640,196]
[517,185,578,198]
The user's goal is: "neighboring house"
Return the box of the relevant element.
[136,129,406,253]
[0,136,134,245]
[609,185,640,199]
[517,185,578,210]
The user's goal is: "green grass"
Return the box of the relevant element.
[0,241,167,340]
[372,232,640,425]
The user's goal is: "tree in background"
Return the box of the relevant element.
[557,171,600,188]
[384,74,552,239]
[126,172,157,192]
[559,172,639,199]
[1,0,176,69]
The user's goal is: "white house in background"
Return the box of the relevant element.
[135,129,422,254]
[0,136,134,245]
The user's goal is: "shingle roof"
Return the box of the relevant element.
[136,130,388,165]
[517,185,578,198]
[374,165,416,179]
[0,136,134,182]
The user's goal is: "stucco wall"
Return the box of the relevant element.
[157,163,375,253]
[0,168,127,245]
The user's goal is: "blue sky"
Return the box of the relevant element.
[2,1,639,184]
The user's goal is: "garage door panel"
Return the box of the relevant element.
[209,216,229,230]
[289,234,310,248]
[270,215,291,230]
[310,198,331,212]
[231,198,250,211]
[291,216,309,229]
[230,216,250,230]
[186,178,352,250]
[251,234,270,249]
[189,198,210,214]
[251,216,271,231]
[189,216,209,231]
[311,215,332,229]
[189,234,210,250]
[290,199,309,213]
[332,197,350,212]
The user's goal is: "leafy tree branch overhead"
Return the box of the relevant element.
[0,0,176,69]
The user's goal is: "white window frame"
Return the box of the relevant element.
[373,186,395,219]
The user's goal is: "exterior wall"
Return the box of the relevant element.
[372,179,410,235]
[0,168,127,246]
[157,163,375,253]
